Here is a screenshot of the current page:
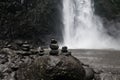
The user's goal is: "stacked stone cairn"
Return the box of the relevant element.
[22,41,30,51]
[49,39,59,55]
[61,46,71,56]
[39,47,44,56]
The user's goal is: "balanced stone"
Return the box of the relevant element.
[50,39,59,50]
[50,44,59,50]
[51,39,57,44]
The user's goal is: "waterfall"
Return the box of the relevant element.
[62,0,120,49]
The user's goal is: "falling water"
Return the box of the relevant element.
[62,0,120,49]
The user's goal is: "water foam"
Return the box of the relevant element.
[62,0,120,49]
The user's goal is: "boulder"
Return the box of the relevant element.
[16,55,85,80]
[84,67,95,80]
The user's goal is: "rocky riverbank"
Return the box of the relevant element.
[72,49,120,80]
[0,39,102,80]
[1,39,120,80]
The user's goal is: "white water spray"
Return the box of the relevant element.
[63,0,120,49]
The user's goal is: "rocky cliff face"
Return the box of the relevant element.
[94,0,120,20]
[94,0,120,38]
[0,0,63,45]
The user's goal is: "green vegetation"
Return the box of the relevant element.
[94,0,120,20]
[0,0,62,44]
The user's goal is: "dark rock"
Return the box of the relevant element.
[61,46,71,56]
[22,48,30,51]
[39,48,44,56]
[6,44,12,48]
[0,58,8,64]
[51,39,57,44]
[65,52,72,56]
[22,44,30,51]
[5,44,17,50]
[22,47,30,51]
[0,71,4,79]
[100,73,114,80]
[39,53,44,56]
[84,67,94,80]
[50,44,59,50]
[16,55,85,80]
[40,48,44,52]
[0,50,8,64]
[61,46,68,53]
[14,40,24,46]
[94,74,101,80]
[30,49,39,55]
[16,51,31,56]
[11,66,19,71]
[22,44,30,48]
[49,50,59,56]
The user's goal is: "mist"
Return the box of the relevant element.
[62,0,120,50]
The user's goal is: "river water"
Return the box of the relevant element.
[72,49,120,80]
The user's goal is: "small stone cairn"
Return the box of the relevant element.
[22,41,30,51]
[61,46,71,56]
[39,47,44,56]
